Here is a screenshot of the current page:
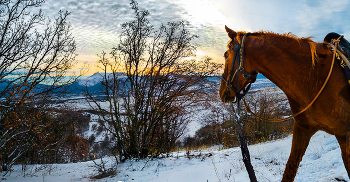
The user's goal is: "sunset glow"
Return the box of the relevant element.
[36,0,350,75]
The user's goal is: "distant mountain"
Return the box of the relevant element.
[76,72,127,87]
[0,73,277,98]
[65,72,128,95]
[250,74,277,91]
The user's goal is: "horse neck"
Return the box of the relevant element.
[247,36,328,105]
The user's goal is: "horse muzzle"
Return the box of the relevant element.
[221,89,236,103]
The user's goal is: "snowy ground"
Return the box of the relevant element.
[2,131,349,182]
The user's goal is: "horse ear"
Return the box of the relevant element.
[225,25,237,39]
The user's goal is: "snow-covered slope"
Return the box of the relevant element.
[3,131,348,182]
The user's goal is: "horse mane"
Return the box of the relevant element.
[228,31,318,66]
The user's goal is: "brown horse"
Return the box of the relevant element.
[220,26,350,181]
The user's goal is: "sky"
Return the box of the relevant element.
[34,0,350,75]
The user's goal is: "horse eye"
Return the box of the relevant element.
[224,51,228,59]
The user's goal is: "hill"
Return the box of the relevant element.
[68,73,277,96]
[0,73,277,99]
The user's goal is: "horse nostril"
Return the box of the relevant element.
[224,91,231,102]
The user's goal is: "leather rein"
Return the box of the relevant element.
[224,33,342,122]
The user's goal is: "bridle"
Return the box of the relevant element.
[223,32,257,103]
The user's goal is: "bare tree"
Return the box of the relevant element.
[84,0,222,160]
[0,0,80,174]
[190,90,294,149]
[242,91,292,142]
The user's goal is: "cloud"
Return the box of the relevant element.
[295,0,350,41]
[35,0,189,67]
[38,0,134,62]
[213,0,350,41]
[183,0,350,63]
[28,0,350,71]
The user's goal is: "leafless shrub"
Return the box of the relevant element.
[90,158,116,179]
[84,0,222,161]
[190,90,293,149]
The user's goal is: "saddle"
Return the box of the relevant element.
[324,32,350,59]
[324,32,350,85]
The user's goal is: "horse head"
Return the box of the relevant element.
[219,26,258,103]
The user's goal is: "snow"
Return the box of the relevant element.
[2,131,349,181]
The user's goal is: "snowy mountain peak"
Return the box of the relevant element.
[77,72,126,86]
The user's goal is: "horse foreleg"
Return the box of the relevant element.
[347,132,350,176]
[336,133,350,177]
[282,124,316,182]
